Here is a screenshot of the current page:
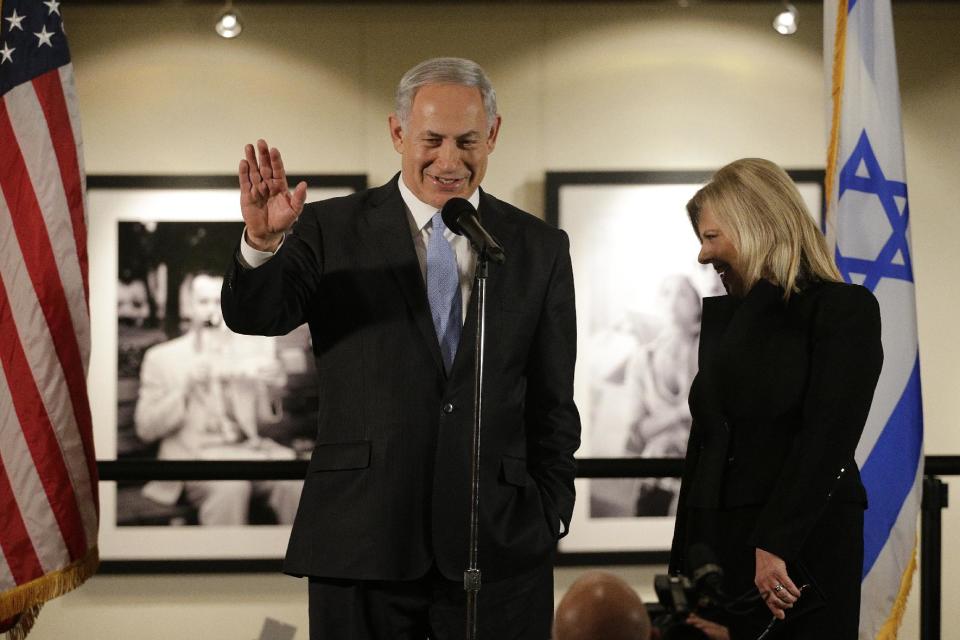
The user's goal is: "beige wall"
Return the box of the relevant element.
[29,2,960,638]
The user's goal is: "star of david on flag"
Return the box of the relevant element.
[836,131,913,290]
[825,1,924,638]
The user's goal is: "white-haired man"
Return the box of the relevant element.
[223,57,580,639]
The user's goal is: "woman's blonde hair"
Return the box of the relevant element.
[686,158,841,299]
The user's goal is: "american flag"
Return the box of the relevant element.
[0,0,99,636]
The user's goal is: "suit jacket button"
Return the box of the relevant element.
[442,403,454,414]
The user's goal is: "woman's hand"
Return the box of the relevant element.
[755,547,802,619]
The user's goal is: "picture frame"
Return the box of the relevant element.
[545,170,824,559]
[88,174,366,568]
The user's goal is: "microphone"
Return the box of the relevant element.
[440,197,506,264]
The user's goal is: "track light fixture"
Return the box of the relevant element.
[773,2,798,36]
[215,0,243,39]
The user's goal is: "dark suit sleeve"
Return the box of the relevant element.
[669,417,702,574]
[222,207,324,337]
[750,285,883,561]
[523,230,581,539]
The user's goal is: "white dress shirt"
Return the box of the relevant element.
[398,176,477,324]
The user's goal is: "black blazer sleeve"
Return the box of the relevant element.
[749,284,883,561]
[222,205,325,337]
[669,417,702,574]
[523,230,581,538]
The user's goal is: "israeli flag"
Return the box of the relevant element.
[824,1,924,637]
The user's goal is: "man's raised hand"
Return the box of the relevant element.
[239,139,308,252]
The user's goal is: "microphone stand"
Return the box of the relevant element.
[464,250,489,640]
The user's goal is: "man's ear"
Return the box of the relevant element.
[486,114,502,153]
[388,114,404,153]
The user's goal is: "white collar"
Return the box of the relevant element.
[398,173,481,233]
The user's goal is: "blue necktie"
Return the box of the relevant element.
[426,212,462,372]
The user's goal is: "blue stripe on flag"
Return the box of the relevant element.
[860,357,923,577]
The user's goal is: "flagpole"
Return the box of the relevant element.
[824,0,848,254]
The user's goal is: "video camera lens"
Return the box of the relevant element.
[651,544,726,640]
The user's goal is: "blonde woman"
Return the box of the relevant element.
[669,159,883,639]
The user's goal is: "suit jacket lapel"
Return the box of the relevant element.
[698,295,739,371]
[720,279,785,349]
[360,175,446,376]
[700,279,784,365]
[696,280,785,420]
[694,294,740,427]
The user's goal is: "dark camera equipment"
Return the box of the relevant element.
[652,544,827,640]
[650,544,733,640]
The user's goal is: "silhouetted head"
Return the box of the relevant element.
[554,571,651,640]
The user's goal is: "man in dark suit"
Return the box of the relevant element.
[221,57,580,640]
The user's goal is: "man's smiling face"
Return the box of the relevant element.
[389,83,501,209]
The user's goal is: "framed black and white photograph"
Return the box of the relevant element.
[88,174,365,564]
[546,170,823,556]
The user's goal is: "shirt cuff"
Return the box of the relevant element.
[239,228,283,268]
[559,519,566,536]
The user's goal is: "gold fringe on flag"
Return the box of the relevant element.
[876,540,918,640]
[2,604,41,640]
[825,0,849,241]
[0,546,99,639]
